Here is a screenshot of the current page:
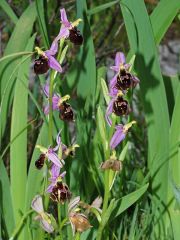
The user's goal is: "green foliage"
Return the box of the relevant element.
[0,0,179,239]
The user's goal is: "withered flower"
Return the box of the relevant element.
[100,159,122,172]
[68,197,92,235]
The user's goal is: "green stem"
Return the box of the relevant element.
[9,210,33,240]
[58,203,63,240]
[97,116,116,239]
[48,70,55,144]
[48,39,65,145]
[74,232,80,240]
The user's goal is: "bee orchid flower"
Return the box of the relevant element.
[57,8,83,45]
[109,52,140,93]
[31,195,55,233]
[36,131,64,168]
[34,44,62,75]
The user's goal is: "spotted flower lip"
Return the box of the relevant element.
[31,195,54,233]
[105,91,126,126]
[34,46,62,74]
[110,121,136,149]
[36,132,64,168]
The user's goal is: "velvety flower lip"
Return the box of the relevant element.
[31,195,54,233]
[110,121,136,149]
[105,91,124,126]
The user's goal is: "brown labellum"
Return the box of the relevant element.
[50,182,71,203]
[59,102,74,122]
[116,69,132,90]
[100,159,122,171]
[34,55,49,75]
[113,97,130,116]
[35,154,46,170]
[69,27,83,45]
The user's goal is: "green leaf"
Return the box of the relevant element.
[0,3,37,142]
[0,0,18,24]
[163,75,180,120]
[120,0,170,232]
[101,78,110,105]
[0,52,33,64]
[10,35,35,240]
[35,0,49,48]
[109,183,149,221]
[168,83,180,239]
[87,0,119,15]
[97,106,108,152]
[0,159,15,237]
[150,0,180,44]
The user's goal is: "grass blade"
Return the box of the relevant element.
[120,0,170,235]
[0,3,37,142]
[87,0,119,15]
[10,35,35,239]
[168,84,180,239]
[150,0,180,44]
[0,0,18,24]
[0,159,15,238]
[35,0,49,48]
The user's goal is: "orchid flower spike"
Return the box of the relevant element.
[31,195,55,233]
[35,131,64,168]
[34,45,62,75]
[57,8,83,45]
[110,121,136,149]
[109,52,140,93]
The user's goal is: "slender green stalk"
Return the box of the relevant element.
[9,210,33,240]
[48,70,55,144]
[74,232,80,240]
[97,116,116,239]
[58,203,63,240]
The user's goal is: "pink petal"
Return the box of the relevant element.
[110,125,126,149]
[31,195,44,214]
[60,8,71,27]
[115,52,126,66]
[109,74,118,89]
[105,99,114,126]
[48,56,62,73]
[40,217,54,233]
[110,66,119,72]
[59,26,70,39]
[47,151,63,168]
